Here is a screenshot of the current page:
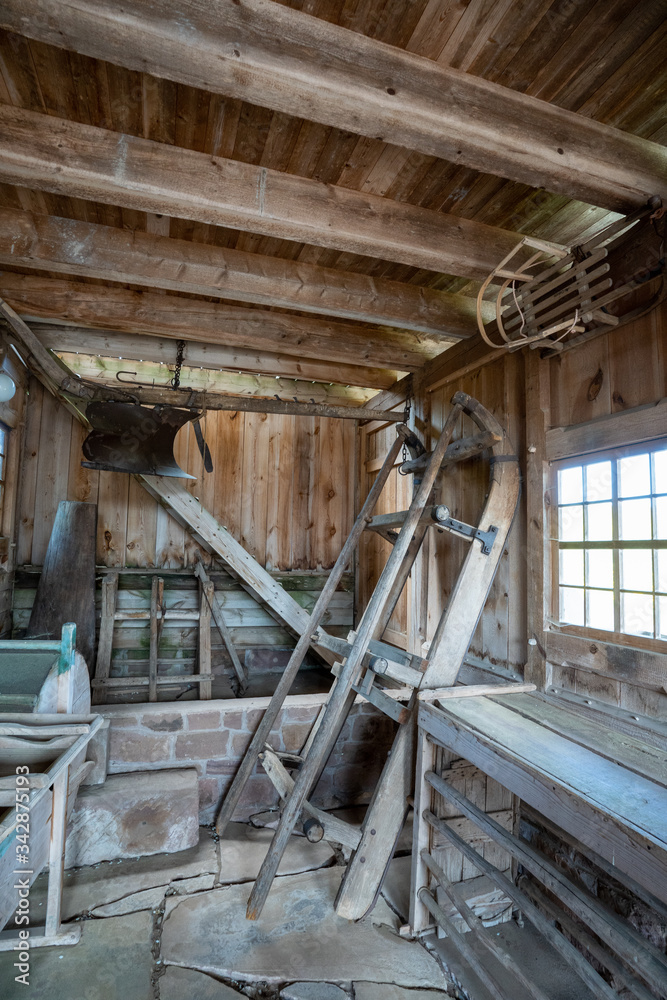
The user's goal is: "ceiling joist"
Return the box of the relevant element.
[2,0,665,211]
[32,325,399,391]
[0,274,437,378]
[0,105,522,280]
[0,207,487,339]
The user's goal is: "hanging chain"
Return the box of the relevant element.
[399,395,412,472]
[171,340,186,389]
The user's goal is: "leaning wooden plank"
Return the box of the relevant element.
[26,500,97,671]
[0,208,481,340]
[137,476,335,665]
[6,0,666,211]
[0,106,520,281]
[93,573,118,706]
[148,577,164,703]
[198,580,213,701]
[259,748,360,850]
[194,562,246,695]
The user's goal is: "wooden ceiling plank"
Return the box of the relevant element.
[0,273,444,374]
[0,207,487,338]
[3,0,665,209]
[33,323,400,389]
[0,106,522,280]
[57,352,378,406]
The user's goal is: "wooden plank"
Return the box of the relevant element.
[525,351,550,689]
[419,699,667,903]
[92,572,117,705]
[148,576,163,703]
[546,630,667,693]
[26,500,97,669]
[0,275,435,378]
[0,207,482,340]
[498,693,667,788]
[198,579,212,700]
[6,0,667,211]
[16,376,43,566]
[0,106,523,280]
[546,396,667,462]
[60,352,375,407]
[35,323,399,392]
[137,475,335,663]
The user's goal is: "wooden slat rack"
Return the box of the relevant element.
[92,569,246,703]
[410,693,667,1000]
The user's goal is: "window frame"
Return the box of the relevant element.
[549,435,667,655]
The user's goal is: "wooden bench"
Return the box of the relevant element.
[410,691,667,1000]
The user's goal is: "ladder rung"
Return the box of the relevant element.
[316,631,427,676]
[370,656,424,688]
[365,505,445,533]
[399,430,501,476]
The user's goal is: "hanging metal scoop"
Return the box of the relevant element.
[81,401,197,478]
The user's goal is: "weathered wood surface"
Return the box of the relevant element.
[546,396,667,462]
[1,273,432,379]
[0,106,522,280]
[194,561,246,695]
[4,0,666,211]
[26,501,97,670]
[0,207,482,340]
[419,698,667,903]
[546,631,667,694]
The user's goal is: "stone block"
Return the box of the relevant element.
[109,730,172,764]
[281,722,313,753]
[221,710,244,730]
[141,713,184,732]
[281,984,349,1000]
[64,768,199,867]
[175,730,229,760]
[161,967,244,1000]
[188,710,222,731]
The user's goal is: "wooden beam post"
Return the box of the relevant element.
[4,0,666,211]
[525,350,551,690]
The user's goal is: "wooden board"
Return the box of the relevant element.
[26,501,97,670]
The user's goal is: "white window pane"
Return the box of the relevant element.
[586,589,614,631]
[586,549,613,589]
[619,498,651,540]
[618,453,651,498]
[620,549,653,592]
[584,461,612,502]
[621,591,654,638]
[560,549,584,587]
[657,551,667,593]
[585,502,612,541]
[653,449,667,495]
[558,466,583,505]
[658,596,667,641]
[559,505,583,542]
[655,496,667,539]
[560,587,584,626]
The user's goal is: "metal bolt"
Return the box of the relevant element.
[360,857,366,864]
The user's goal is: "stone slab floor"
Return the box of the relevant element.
[0,823,453,1000]
[0,821,600,1000]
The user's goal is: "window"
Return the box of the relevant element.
[554,440,667,646]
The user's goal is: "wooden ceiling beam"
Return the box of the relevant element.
[0,273,440,377]
[2,0,665,212]
[0,106,521,281]
[0,207,487,340]
[31,324,398,390]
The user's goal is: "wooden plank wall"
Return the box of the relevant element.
[16,376,356,572]
[542,298,667,720]
[357,352,526,671]
[0,348,27,635]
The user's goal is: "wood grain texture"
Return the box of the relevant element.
[4,0,665,211]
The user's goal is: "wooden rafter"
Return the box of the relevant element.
[3,0,666,211]
[0,208,488,340]
[0,274,443,376]
[32,325,399,392]
[0,106,523,280]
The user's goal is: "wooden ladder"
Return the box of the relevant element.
[218,391,520,922]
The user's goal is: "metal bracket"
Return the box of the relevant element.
[433,505,498,554]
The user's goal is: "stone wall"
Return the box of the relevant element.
[101,694,397,824]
